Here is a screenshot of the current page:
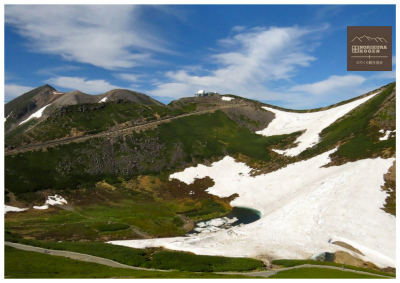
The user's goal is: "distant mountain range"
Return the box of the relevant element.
[4,85,163,134]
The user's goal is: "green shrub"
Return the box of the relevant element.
[5,235,264,273]
[147,251,265,272]
[96,223,130,232]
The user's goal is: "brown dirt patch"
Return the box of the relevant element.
[381,160,396,216]
[332,241,364,255]
[334,251,377,269]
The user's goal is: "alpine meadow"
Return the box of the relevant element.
[4,4,396,280]
[4,82,396,278]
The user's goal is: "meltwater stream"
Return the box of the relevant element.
[187,206,261,236]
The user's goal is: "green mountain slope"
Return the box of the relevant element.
[5,82,396,243]
[300,82,395,162]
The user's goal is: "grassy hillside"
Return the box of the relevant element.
[271,259,395,277]
[300,83,395,162]
[4,83,395,278]
[269,267,384,279]
[5,110,297,196]
[5,101,181,146]
[5,234,265,273]
[5,102,298,244]
[4,246,256,278]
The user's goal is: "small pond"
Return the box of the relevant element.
[187,206,261,236]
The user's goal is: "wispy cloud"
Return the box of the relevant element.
[5,5,168,70]
[148,25,324,101]
[369,70,396,80]
[37,65,81,76]
[5,84,34,102]
[231,25,246,33]
[277,74,372,109]
[289,75,366,95]
[115,73,141,82]
[46,76,122,94]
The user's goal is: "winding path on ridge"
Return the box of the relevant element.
[5,103,248,156]
[5,242,391,278]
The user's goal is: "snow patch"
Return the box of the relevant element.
[4,111,12,123]
[33,195,68,210]
[53,91,63,95]
[5,205,28,214]
[256,93,378,156]
[272,149,286,155]
[33,205,49,210]
[222,96,234,101]
[99,97,108,103]
[110,150,395,268]
[46,195,68,206]
[190,216,239,235]
[19,104,51,125]
[379,129,395,141]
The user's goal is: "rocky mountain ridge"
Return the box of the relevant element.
[5,85,164,135]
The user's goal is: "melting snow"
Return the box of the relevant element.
[256,93,378,156]
[19,104,51,125]
[222,97,234,101]
[99,97,108,103]
[190,217,239,235]
[33,205,49,210]
[379,129,395,141]
[5,205,28,214]
[4,111,12,123]
[110,150,395,268]
[33,195,68,210]
[46,195,68,205]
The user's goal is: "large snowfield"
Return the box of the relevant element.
[110,151,395,268]
[110,94,396,268]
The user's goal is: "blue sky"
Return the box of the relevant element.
[4,4,396,109]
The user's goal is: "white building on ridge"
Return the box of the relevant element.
[194,90,219,97]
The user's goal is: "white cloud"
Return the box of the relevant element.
[289,75,366,95]
[231,25,246,33]
[146,22,387,110]
[148,26,321,100]
[37,65,81,76]
[370,70,396,80]
[5,84,34,102]
[5,5,167,70]
[46,76,122,94]
[116,73,140,82]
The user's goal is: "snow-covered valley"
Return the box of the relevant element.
[110,93,396,268]
[110,149,395,268]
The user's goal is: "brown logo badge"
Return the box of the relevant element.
[347,26,392,71]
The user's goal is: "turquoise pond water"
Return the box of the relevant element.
[187,207,261,235]
[224,206,261,225]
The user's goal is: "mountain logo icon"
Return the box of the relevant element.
[351,35,388,43]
